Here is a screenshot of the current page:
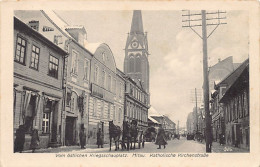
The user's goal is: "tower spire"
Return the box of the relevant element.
[130,10,144,34]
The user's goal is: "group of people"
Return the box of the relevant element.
[15,124,167,152]
[14,125,40,153]
[79,127,104,149]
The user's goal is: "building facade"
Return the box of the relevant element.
[219,59,249,150]
[85,43,125,145]
[124,76,149,130]
[15,10,93,147]
[209,56,240,142]
[13,17,68,150]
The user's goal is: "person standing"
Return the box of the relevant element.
[155,126,167,149]
[97,128,103,148]
[30,127,40,153]
[79,127,86,149]
[14,125,26,153]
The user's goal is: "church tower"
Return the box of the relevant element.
[124,10,150,101]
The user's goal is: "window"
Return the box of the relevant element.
[108,75,111,92]
[93,98,97,116]
[71,51,78,74]
[42,113,50,133]
[113,78,116,94]
[100,101,104,118]
[84,60,89,80]
[101,70,105,88]
[48,55,59,78]
[71,97,75,111]
[94,66,99,84]
[15,36,27,64]
[129,56,134,72]
[107,103,111,119]
[136,55,141,72]
[54,35,63,45]
[119,82,122,97]
[102,52,106,61]
[113,105,116,121]
[66,92,71,107]
[118,108,122,122]
[30,45,40,70]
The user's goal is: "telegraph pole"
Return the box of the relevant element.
[182,10,226,153]
[195,88,198,133]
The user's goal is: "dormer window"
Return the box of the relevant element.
[28,20,39,31]
[54,35,63,45]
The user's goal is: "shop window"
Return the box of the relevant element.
[107,103,111,119]
[15,36,27,64]
[48,55,59,78]
[30,45,40,70]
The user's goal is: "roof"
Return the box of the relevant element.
[14,16,68,56]
[148,116,161,124]
[65,25,87,34]
[216,59,249,90]
[41,10,72,39]
[148,106,163,117]
[164,116,175,125]
[130,10,144,34]
[219,59,249,103]
[83,40,102,55]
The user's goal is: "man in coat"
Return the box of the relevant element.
[79,127,86,149]
[97,128,104,148]
[30,127,40,153]
[14,125,26,153]
[155,125,167,149]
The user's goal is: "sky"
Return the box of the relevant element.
[55,10,249,127]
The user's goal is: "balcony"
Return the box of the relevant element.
[91,83,115,103]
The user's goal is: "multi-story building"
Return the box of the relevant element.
[85,42,125,144]
[14,10,93,146]
[123,10,150,128]
[219,59,249,150]
[209,56,240,142]
[124,76,149,130]
[13,17,68,150]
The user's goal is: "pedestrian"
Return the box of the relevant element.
[79,126,86,149]
[155,125,167,149]
[97,128,103,148]
[14,125,26,153]
[30,127,40,153]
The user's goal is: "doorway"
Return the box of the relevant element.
[65,116,76,146]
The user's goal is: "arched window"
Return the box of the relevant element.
[129,54,134,72]
[136,54,141,72]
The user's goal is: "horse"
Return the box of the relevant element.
[121,121,131,150]
[129,120,138,149]
[108,121,121,151]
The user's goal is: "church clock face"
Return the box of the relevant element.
[131,40,139,49]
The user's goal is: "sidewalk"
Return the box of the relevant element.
[211,142,249,153]
[21,143,114,153]
[195,140,249,153]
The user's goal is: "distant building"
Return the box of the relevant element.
[13,17,68,150]
[219,59,249,150]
